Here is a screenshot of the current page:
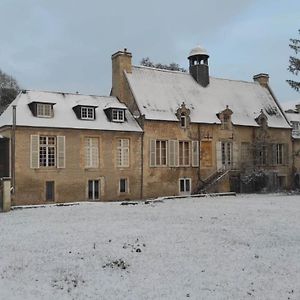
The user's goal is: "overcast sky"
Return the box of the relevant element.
[0,0,299,103]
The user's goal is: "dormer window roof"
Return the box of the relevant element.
[28,101,55,118]
[104,102,127,123]
[72,105,98,120]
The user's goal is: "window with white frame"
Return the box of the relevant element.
[39,136,56,167]
[258,145,267,165]
[222,114,231,130]
[112,109,125,122]
[88,179,100,200]
[81,107,94,120]
[179,141,190,166]
[117,139,129,167]
[37,103,52,117]
[155,140,167,166]
[84,137,99,168]
[119,178,129,193]
[179,178,191,194]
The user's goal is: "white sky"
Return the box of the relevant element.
[0,0,299,103]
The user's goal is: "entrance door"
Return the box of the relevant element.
[88,180,100,200]
[179,178,191,195]
[221,142,232,169]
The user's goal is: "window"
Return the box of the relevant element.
[46,181,55,202]
[84,137,99,168]
[222,115,230,130]
[155,140,167,166]
[88,180,100,200]
[37,103,52,117]
[119,178,128,193]
[179,178,191,195]
[117,139,129,167]
[180,115,186,128]
[276,144,284,165]
[179,141,190,166]
[81,107,94,120]
[221,142,232,167]
[39,136,56,167]
[258,145,267,165]
[112,109,125,122]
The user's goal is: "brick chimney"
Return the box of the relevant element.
[253,73,269,88]
[111,48,132,101]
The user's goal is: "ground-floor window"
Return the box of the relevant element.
[179,178,191,195]
[88,180,100,200]
[119,178,129,193]
[46,181,55,202]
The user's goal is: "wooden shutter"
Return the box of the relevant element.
[284,144,289,165]
[168,140,177,167]
[57,136,65,168]
[91,138,99,168]
[232,142,239,169]
[216,141,222,170]
[150,139,156,167]
[30,135,39,169]
[192,141,199,167]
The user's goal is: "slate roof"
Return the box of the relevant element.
[0,90,142,132]
[125,66,291,129]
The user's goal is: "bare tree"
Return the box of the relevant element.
[0,69,20,114]
[287,30,300,92]
[140,57,186,72]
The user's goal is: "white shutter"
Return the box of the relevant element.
[91,138,99,168]
[30,135,39,169]
[168,140,176,167]
[216,141,222,170]
[232,142,238,169]
[150,139,156,167]
[192,141,199,167]
[57,136,65,168]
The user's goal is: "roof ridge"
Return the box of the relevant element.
[132,65,256,84]
[24,89,115,98]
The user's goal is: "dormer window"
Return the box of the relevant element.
[37,103,52,117]
[81,107,94,120]
[176,102,190,129]
[112,109,125,122]
[28,101,55,118]
[217,105,233,130]
[72,105,97,120]
[180,114,186,128]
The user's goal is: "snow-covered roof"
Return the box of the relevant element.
[125,66,290,129]
[0,90,142,132]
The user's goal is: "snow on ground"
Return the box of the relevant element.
[1,194,300,300]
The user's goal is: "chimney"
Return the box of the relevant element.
[188,46,210,87]
[253,73,269,88]
[111,48,132,101]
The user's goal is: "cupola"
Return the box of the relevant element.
[188,45,210,87]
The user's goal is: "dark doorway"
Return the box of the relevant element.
[46,181,55,202]
[0,138,9,178]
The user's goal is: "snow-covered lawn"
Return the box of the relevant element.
[1,194,300,300]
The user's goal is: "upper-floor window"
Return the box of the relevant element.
[222,115,231,130]
[39,136,56,167]
[276,144,284,165]
[291,121,300,132]
[117,139,129,167]
[84,137,99,168]
[258,145,267,165]
[81,107,94,120]
[180,114,186,128]
[37,103,52,118]
[179,141,190,166]
[155,140,167,166]
[30,135,65,169]
[112,109,125,122]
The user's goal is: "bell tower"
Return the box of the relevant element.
[188,46,210,87]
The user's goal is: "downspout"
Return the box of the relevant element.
[140,131,144,199]
[11,105,16,195]
[198,123,201,182]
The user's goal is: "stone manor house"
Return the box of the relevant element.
[0,46,298,206]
